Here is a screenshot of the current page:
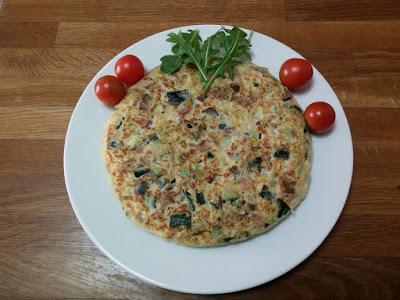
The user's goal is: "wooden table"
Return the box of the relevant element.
[1,1,400,298]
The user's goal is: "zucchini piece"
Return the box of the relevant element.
[169,214,191,228]
[145,133,159,144]
[157,176,166,188]
[277,199,290,218]
[210,202,219,209]
[135,182,148,196]
[290,105,302,113]
[260,185,272,200]
[283,96,292,101]
[223,237,233,243]
[134,167,150,178]
[221,189,239,202]
[218,123,227,129]
[166,89,188,105]
[183,191,195,212]
[107,140,118,149]
[249,156,262,172]
[274,149,289,160]
[115,120,123,129]
[196,192,205,205]
[144,195,157,209]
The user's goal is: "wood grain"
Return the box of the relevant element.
[0,22,58,48]
[2,253,399,299]
[106,0,284,22]
[0,0,107,22]
[1,0,400,298]
[354,51,400,75]
[55,21,400,52]
[285,0,400,21]
[0,107,71,139]
[0,48,120,80]
[329,76,400,108]
[0,48,120,107]
[0,77,89,107]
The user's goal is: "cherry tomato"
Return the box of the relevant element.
[304,102,336,133]
[115,55,144,86]
[279,58,313,91]
[95,75,126,106]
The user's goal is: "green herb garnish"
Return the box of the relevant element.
[160,27,252,92]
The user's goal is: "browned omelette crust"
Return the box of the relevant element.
[104,62,312,247]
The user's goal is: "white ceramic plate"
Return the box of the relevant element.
[64,25,353,294]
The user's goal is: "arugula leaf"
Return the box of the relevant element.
[160,55,183,73]
[160,26,252,91]
[200,35,219,76]
[202,27,251,92]
[165,30,208,81]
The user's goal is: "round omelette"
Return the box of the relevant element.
[103,62,312,247]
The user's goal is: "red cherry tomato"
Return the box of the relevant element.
[95,75,126,106]
[279,58,313,91]
[115,55,144,86]
[304,102,336,133]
